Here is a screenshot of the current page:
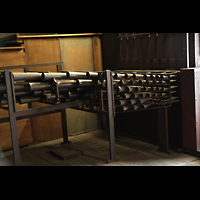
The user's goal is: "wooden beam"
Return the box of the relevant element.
[0,47,25,50]
[92,36,103,71]
[0,61,63,70]
[17,33,102,39]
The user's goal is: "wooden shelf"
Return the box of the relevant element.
[0,46,25,50]
[17,33,102,39]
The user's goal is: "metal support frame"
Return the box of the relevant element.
[1,68,119,165]
[1,66,173,165]
[106,70,119,163]
[4,70,21,166]
[60,109,71,145]
[2,69,84,166]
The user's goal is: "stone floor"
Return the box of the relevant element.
[1,129,200,166]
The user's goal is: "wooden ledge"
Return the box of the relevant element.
[0,61,63,70]
[17,33,102,39]
[0,46,25,50]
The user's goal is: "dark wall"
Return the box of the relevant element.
[102,33,187,71]
[102,33,184,148]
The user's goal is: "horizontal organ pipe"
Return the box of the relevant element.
[42,72,67,81]
[118,105,132,112]
[19,96,42,104]
[86,72,99,78]
[44,93,69,101]
[115,99,129,106]
[138,98,152,104]
[0,83,30,93]
[28,82,52,91]
[120,93,132,99]
[77,79,93,87]
[53,80,78,89]
[128,99,138,105]
[2,91,42,99]
[13,72,43,81]
[66,71,88,79]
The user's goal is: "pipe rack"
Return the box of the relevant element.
[74,69,180,155]
[0,63,180,166]
[0,64,118,166]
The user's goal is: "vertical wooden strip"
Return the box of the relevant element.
[92,36,103,71]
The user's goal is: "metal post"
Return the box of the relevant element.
[106,70,118,163]
[4,70,21,166]
[60,109,71,144]
[157,107,170,154]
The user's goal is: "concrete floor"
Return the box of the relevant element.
[1,129,200,166]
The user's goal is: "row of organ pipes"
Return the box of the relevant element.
[0,70,180,113]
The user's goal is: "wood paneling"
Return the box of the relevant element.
[181,68,200,152]
[102,33,183,148]
[24,38,60,72]
[0,49,26,70]
[92,36,103,71]
[59,37,94,71]
[0,49,33,150]
[23,38,63,143]
[102,33,187,71]
[59,37,98,135]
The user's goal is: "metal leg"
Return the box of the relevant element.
[4,70,21,166]
[157,107,170,154]
[60,109,71,144]
[106,70,119,163]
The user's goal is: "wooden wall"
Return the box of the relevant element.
[102,33,187,71]
[23,38,63,143]
[59,37,98,135]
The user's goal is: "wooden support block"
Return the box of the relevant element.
[49,146,83,160]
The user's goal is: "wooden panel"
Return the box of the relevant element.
[59,37,98,135]
[181,68,196,152]
[182,68,200,152]
[102,33,187,71]
[92,36,103,71]
[0,49,26,70]
[24,38,60,72]
[194,69,200,151]
[59,37,94,71]
[23,38,63,143]
[0,49,33,150]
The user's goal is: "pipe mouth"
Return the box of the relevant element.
[113,73,127,79]
[128,99,140,105]
[66,72,70,79]
[42,73,46,80]
[86,72,90,78]
[131,105,140,110]
[119,105,131,112]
